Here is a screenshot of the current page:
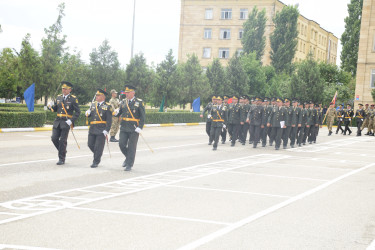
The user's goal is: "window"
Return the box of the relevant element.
[203,48,211,58]
[236,49,243,56]
[205,9,213,19]
[238,29,243,39]
[204,28,212,39]
[219,48,230,59]
[370,70,375,88]
[240,9,248,19]
[221,9,232,19]
[220,29,231,39]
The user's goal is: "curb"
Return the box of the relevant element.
[0,123,206,133]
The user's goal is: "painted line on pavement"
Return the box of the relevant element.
[71,207,231,226]
[367,239,375,250]
[0,244,59,250]
[177,162,375,250]
[225,170,329,182]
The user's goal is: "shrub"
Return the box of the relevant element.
[0,112,46,128]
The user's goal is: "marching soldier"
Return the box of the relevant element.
[114,85,145,171]
[325,102,337,136]
[220,95,230,144]
[201,96,215,138]
[261,97,272,147]
[354,103,366,136]
[267,98,286,150]
[228,95,241,147]
[297,101,308,147]
[109,89,120,142]
[368,104,375,136]
[48,81,81,165]
[362,104,370,135]
[343,104,354,135]
[85,89,113,168]
[315,104,323,139]
[289,99,302,148]
[247,97,264,148]
[240,95,250,145]
[282,98,293,149]
[209,96,227,150]
[336,105,345,134]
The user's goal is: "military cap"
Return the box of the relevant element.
[124,85,136,93]
[223,95,229,99]
[314,104,320,108]
[263,97,270,102]
[250,97,255,102]
[339,104,343,107]
[242,95,249,100]
[110,89,118,94]
[371,104,375,106]
[292,98,299,103]
[232,95,239,100]
[284,98,291,103]
[271,97,277,102]
[347,103,352,106]
[276,97,283,103]
[212,95,222,100]
[358,103,363,106]
[309,101,314,104]
[96,88,108,96]
[255,97,263,102]
[61,81,73,89]
[365,104,369,106]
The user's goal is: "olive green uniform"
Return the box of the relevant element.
[109,97,120,137]
[326,108,337,134]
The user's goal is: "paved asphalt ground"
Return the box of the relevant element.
[1,125,375,250]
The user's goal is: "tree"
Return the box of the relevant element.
[290,54,323,103]
[226,54,249,95]
[341,0,363,77]
[0,48,18,99]
[206,58,228,98]
[150,49,178,108]
[0,24,2,33]
[40,3,67,104]
[240,52,266,96]
[125,53,154,100]
[270,5,299,73]
[241,7,267,61]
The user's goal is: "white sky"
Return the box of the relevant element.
[0,0,350,67]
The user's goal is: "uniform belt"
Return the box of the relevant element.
[212,119,224,122]
[122,118,140,122]
[345,117,351,118]
[57,114,72,118]
[90,121,107,124]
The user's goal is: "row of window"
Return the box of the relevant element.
[203,48,243,59]
[204,28,243,40]
[297,23,337,50]
[205,8,248,20]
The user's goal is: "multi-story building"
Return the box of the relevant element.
[354,0,375,106]
[178,0,338,67]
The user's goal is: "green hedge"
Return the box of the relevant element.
[0,112,46,128]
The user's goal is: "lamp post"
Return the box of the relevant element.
[131,0,136,59]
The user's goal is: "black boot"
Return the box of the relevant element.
[110,136,119,142]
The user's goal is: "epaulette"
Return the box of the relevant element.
[106,102,110,105]
[71,95,77,98]
[136,98,143,102]
[58,94,63,96]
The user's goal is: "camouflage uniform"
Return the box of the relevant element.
[109,92,120,140]
[326,107,337,135]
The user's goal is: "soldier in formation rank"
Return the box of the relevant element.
[201,96,215,138]
[246,97,264,148]
[267,98,286,150]
[114,85,145,171]
[343,104,354,135]
[367,104,375,136]
[228,95,241,147]
[289,99,302,148]
[354,103,366,136]
[208,96,227,150]
[336,105,345,134]
[220,95,230,144]
[109,89,120,142]
[48,81,81,165]
[326,102,337,136]
[297,101,308,147]
[282,98,293,149]
[85,89,113,168]
[240,95,250,145]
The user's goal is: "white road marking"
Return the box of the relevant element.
[367,239,375,250]
[71,207,231,226]
[225,170,329,182]
[0,154,289,226]
[165,185,291,198]
[0,244,59,250]
[178,162,375,250]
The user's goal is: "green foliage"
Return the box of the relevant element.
[241,7,267,61]
[240,52,266,96]
[206,58,228,98]
[226,55,249,95]
[270,5,299,73]
[341,0,363,76]
[371,89,375,102]
[0,48,18,99]
[0,111,46,128]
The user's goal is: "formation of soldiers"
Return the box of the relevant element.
[201,95,372,151]
[48,82,145,171]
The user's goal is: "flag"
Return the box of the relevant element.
[159,95,165,112]
[23,83,35,112]
[331,91,338,105]
[227,98,233,104]
[192,97,200,112]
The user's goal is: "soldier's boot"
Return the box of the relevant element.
[91,162,98,168]
[208,141,212,145]
[212,146,217,151]
[56,159,65,165]
[328,131,332,136]
[110,136,119,142]
[122,161,126,168]
[253,143,257,148]
[349,130,352,135]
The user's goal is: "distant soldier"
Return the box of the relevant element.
[267,98,286,150]
[354,103,366,136]
[114,85,145,171]
[228,95,241,147]
[48,81,81,165]
[289,99,302,148]
[336,104,345,134]
[247,97,264,148]
[368,104,375,136]
[209,96,227,150]
[85,89,112,168]
[109,89,120,142]
[240,95,250,145]
[343,104,354,135]
[361,104,370,135]
[315,104,323,139]
[201,96,215,138]
[282,98,293,149]
[220,95,230,144]
[325,102,337,136]
[297,101,308,147]
[260,97,272,147]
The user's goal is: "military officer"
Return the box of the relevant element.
[354,103,366,136]
[109,89,120,142]
[343,104,354,135]
[228,95,241,146]
[220,95,230,144]
[240,95,251,145]
[325,102,337,136]
[368,104,375,136]
[247,97,264,148]
[267,98,286,150]
[282,98,293,149]
[289,99,302,148]
[336,105,345,134]
[201,96,215,138]
[297,101,308,147]
[361,104,370,135]
[209,96,227,151]
[48,81,81,165]
[260,97,272,147]
[114,85,145,171]
[85,89,113,168]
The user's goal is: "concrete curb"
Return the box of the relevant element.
[0,123,206,133]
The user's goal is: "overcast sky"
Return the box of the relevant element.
[0,0,350,67]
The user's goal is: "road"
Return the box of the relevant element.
[1,125,375,250]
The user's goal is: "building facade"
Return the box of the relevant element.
[354,0,375,106]
[178,0,338,67]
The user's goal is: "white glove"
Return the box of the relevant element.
[85,109,91,116]
[114,108,120,116]
[361,119,363,121]
[103,130,108,137]
[48,101,54,108]
[223,124,226,129]
[66,119,72,126]
[207,114,212,119]
[349,118,351,121]
[135,127,142,133]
